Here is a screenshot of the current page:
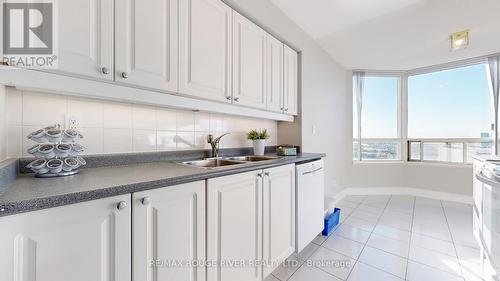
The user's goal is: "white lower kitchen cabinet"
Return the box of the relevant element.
[262,164,296,277]
[132,181,206,281]
[0,164,301,281]
[0,195,131,281]
[207,165,296,281]
[207,170,263,281]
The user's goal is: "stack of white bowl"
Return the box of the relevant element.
[26,124,86,177]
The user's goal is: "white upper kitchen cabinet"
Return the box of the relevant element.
[283,45,298,115]
[132,181,205,281]
[262,164,296,277]
[0,195,131,281]
[55,0,114,80]
[232,11,267,110]
[207,171,263,281]
[115,0,178,92]
[266,35,284,113]
[179,0,233,102]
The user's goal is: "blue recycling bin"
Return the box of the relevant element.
[322,208,341,236]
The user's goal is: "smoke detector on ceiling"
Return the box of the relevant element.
[450,30,469,51]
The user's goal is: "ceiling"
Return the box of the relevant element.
[270,0,500,70]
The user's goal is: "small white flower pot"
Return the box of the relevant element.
[252,139,266,156]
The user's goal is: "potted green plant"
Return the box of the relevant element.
[247,129,270,156]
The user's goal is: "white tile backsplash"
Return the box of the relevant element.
[157,131,177,151]
[209,113,227,133]
[23,91,67,126]
[7,125,22,158]
[67,97,103,128]
[176,110,195,132]
[194,112,210,132]
[22,125,42,157]
[132,105,156,130]
[194,132,210,149]
[103,128,133,153]
[6,87,22,125]
[4,89,278,157]
[176,131,195,150]
[103,102,132,129]
[156,108,177,131]
[133,129,157,152]
[79,127,103,154]
[0,87,6,161]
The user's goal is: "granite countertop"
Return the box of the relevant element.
[0,153,324,216]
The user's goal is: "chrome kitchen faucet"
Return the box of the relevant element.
[207,133,230,158]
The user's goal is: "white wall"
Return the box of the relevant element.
[343,162,472,196]
[3,88,278,158]
[225,0,350,197]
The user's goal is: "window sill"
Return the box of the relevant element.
[352,160,472,168]
[353,160,404,165]
[406,161,472,168]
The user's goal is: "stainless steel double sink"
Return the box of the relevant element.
[182,155,281,168]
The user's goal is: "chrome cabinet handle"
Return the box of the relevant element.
[226,96,232,101]
[117,201,128,210]
[264,172,270,177]
[121,72,129,79]
[234,97,239,102]
[101,67,110,75]
[141,197,151,205]
[257,173,263,178]
[285,108,289,112]
[280,107,284,111]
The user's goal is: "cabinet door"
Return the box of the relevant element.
[133,181,205,281]
[263,164,295,277]
[115,0,178,92]
[267,36,284,113]
[179,0,232,102]
[207,170,262,281]
[55,0,114,80]
[232,11,267,109]
[283,45,298,115]
[0,195,131,281]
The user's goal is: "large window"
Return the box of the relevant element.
[353,75,400,161]
[408,64,493,163]
[352,61,496,164]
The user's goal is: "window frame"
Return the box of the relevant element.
[353,55,493,165]
[353,72,404,162]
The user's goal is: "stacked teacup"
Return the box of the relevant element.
[26,124,86,177]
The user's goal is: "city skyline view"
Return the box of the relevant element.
[353,63,495,162]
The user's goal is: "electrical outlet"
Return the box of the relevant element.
[67,116,79,130]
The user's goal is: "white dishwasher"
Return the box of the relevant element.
[295,159,325,253]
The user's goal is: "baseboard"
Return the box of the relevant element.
[325,186,472,213]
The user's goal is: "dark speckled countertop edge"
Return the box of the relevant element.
[0,153,324,217]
